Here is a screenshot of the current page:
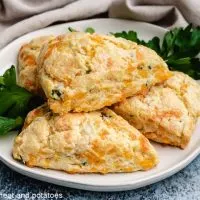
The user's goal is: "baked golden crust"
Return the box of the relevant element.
[113,72,199,149]
[13,105,158,174]
[37,32,172,113]
[18,36,55,93]
[165,71,200,117]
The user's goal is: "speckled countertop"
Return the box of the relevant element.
[0,155,200,200]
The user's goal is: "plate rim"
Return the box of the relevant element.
[0,142,200,191]
[0,18,169,58]
[0,18,199,192]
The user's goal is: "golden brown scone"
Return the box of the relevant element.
[165,72,200,117]
[113,72,200,149]
[18,36,55,93]
[22,103,50,129]
[37,32,172,113]
[13,105,158,174]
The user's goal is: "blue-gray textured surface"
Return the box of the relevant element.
[0,155,200,200]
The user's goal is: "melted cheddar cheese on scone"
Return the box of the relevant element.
[37,32,172,113]
[18,36,55,93]
[113,72,200,149]
[13,105,158,174]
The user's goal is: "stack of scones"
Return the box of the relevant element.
[13,32,200,174]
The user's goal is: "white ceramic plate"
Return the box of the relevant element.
[0,18,200,192]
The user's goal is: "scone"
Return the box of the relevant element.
[18,36,55,93]
[165,71,200,117]
[37,32,172,113]
[13,105,158,174]
[113,72,200,149]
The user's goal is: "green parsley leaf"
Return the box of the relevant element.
[0,116,23,135]
[161,25,200,60]
[112,31,138,42]
[0,76,4,85]
[85,27,95,34]
[0,66,44,135]
[3,65,16,87]
[167,57,200,80]
[0,86,32,118]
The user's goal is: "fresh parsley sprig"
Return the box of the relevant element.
[0,116,23,135]
[0,66,44,135]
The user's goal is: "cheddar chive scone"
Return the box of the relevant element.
[37,32,172,113]
[113,72,200,149]
[164,72,200,117]
[18,36,55,93]
[13,105,158,174]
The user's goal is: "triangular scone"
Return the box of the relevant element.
[13,105,158,174]
[165,72,200,117]
[113,72,199,149]
[18,36,55,94]
[37,32,172,113]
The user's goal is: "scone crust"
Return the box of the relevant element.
[18,36,55,93]
[113,72,199,149]
[13,105,158,174]
[165,71,200,117]
[38,32,171,113]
